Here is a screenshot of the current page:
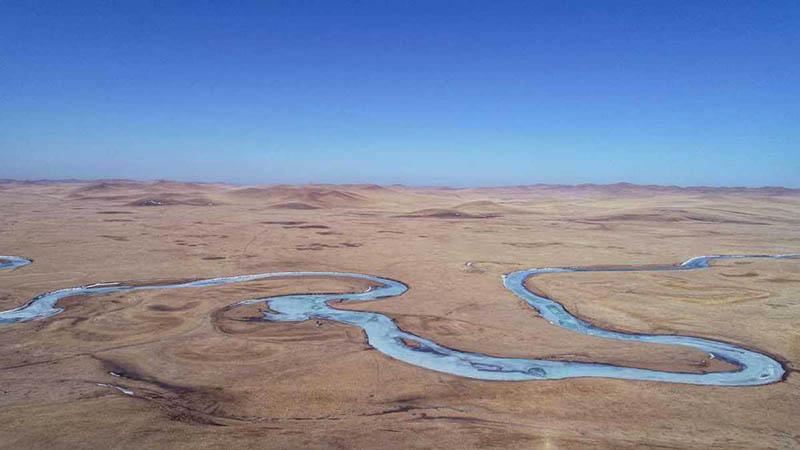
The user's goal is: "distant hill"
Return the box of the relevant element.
[452,200,521,214]
[225,185,370,209]
[397,208,500,219]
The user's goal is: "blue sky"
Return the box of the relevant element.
[2,1,798,186]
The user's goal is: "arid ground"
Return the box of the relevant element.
[0,180,799,449]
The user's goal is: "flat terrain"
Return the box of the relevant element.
[1,180,799,449]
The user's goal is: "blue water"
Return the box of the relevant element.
[0,256,32,271]
[1,254,796,386]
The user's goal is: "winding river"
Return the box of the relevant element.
[1,253,796,386]
[0,256,32,271]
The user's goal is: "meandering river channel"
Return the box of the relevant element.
[1,253,796,386]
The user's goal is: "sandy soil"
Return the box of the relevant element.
[0,180,798,449]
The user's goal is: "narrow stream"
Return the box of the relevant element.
[0,256,32,271]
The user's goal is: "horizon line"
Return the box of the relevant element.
[1,177,799,192]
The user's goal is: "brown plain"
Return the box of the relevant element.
[0,180,799,449]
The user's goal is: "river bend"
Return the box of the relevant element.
[1,254,796,386]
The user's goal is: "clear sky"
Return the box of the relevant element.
[2,1,798,187]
